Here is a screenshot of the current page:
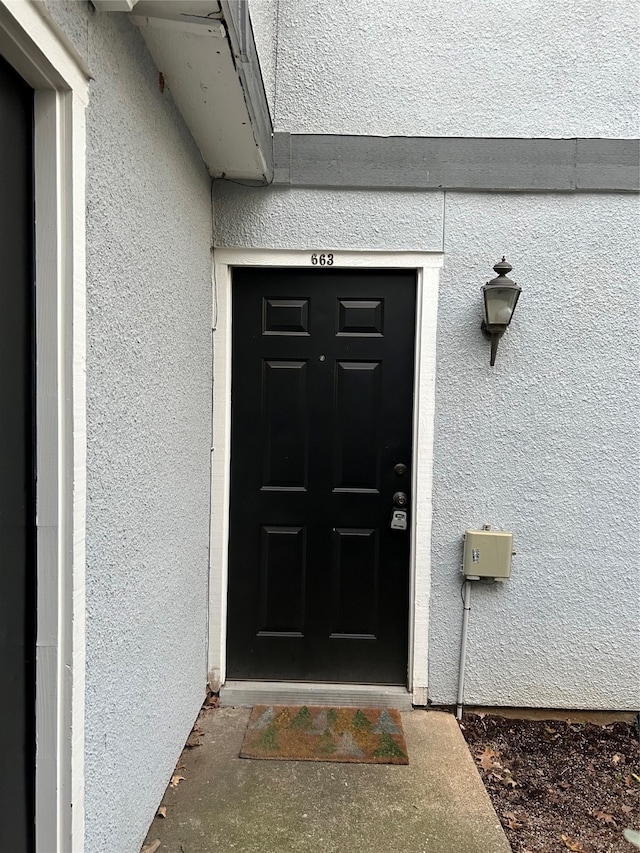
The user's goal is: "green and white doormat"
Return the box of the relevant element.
[240,705,408,765]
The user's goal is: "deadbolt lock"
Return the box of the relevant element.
[393,491,408,508]
[394,463,407,476]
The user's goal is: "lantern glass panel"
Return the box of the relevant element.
[484,286,520,326]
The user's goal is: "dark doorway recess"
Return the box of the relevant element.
[0,53,36,852]
[227,267,416,684]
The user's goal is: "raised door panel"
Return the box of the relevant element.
[331,528,379,638]
[333,361,382,493]
[261,360,308,490]
[258,526,306,635]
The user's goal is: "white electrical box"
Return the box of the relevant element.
[462,529,514,579]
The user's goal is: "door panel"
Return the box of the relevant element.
[334,360,382,491]
[261,360,308,489]
[228,268,416,684]
[331,527,379,636]
[0,54,35,852]
[259,525,306,634]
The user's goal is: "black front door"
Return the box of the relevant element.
[227,268,416,684]
[0,55,36,851]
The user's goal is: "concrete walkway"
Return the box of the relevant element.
[141,706,512,853]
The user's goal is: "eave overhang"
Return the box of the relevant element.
[121,0,272,181]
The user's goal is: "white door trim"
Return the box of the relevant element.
[0,3,88,851]
[209,248,443,705]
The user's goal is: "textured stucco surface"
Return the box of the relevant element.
[44,4,213,852]
[248,0,279,119]
[44,0,90,61]
[213,183,445,250]
[213,183,640,710]
[269,0,639,138]
[429,192,640,710]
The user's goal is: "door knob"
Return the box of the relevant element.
[393,491,408,508]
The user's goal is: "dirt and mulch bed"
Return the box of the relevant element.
[460,713,639,853]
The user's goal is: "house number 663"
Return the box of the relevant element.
[311,253,334,266]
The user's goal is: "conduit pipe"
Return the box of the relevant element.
[456,579,473,721]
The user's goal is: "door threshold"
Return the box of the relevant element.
[219,681,414,710]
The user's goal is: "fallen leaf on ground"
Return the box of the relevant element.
[185,727,203,748]
[477,747,500,770]
[611,753,625,765]
[561,834,588,852]
[624,773,640,788]
[492,767,517,787]
[621,804,633,815]
[141,841,161,853]
[156,806,167,819]
[170,774,185,788]
[591,809,617,826]
[558,781,571,790]
[502,811,523,830]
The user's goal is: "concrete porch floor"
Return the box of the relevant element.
[141,706,512,853]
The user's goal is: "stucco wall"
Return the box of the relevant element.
[260,0,639,138]
[44,4,213,852]
[430,192,640,709]
[213,183,444,250]
[248,0,279,119]
[214,183,640,711]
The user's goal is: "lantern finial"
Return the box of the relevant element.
[492,257,513,278]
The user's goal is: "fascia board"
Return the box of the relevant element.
[220,0,273,181]
[131,2,272,181]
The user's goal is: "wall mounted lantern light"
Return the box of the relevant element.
[481,257,522,366]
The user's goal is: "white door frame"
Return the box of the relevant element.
[209,248,442,705]
[0,3,88,851]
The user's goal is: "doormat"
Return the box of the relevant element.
[240,705,408,765]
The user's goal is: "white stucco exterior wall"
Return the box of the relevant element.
[259,0,640,138]
[248,0,279,118]
[43,4,213,852]
[213,183,640,711]
[430,192,640,710]
[213,183,445,250]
